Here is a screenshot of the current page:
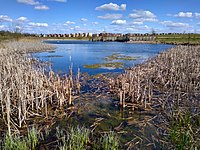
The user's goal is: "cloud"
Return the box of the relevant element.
[16,16,28,22]
[50,0,67,2]
[111,20,126,25]
[95,3,126,11]
[131,21,143,25]
[174,12,193,18]
[17,0,40,5]
[97,13,122,20]
[197,22,200,26]
[64,21,75,25]
[160,21,189,28]
[0,25,6,29]
[81,18,88,22]
[195,13,200,18]
[129,10,156,19]
[0,15,13,22]
[92,22,99,25]
[129,10,157,23]
[135,18,157,22]
[34,5,49,10]
[125,25,151,32]
[28,22,48,27]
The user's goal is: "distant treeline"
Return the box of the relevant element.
[0,31,37,41]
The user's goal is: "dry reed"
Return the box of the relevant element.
[109,45,200,111]
[0,40,79,136]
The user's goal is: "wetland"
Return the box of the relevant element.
[0,39,199,149]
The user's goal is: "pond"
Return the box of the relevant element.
[33,40,173,75]
[33,40,173,149]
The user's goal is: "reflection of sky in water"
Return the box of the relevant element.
[32,41,173,75]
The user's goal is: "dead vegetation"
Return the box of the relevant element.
[109,45,200,148]
[0,41,80,136]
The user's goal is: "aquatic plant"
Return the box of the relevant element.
[109,45,200,148]
[100,132,119,150]
[56,126,90,150]
[104,53,139,61]
[84,62,124,69]
[2,127,38,150]
[26,127,38,149]
[169,111,200,149]
[0,41,80,135]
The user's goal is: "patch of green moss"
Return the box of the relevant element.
[83,64,101,69]
[83,62,124,69]
[104,53,140,61]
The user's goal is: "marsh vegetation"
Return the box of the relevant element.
[0,39,199,149]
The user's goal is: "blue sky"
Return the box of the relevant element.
[0,0,200,34]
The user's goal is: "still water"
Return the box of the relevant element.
[34,40,173,148]
[33,40,173,75]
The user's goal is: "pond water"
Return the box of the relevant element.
[33,40,173,148]
[33,40,173,75]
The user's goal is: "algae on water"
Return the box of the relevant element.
[104,53,140,61]
[84,62,124,69]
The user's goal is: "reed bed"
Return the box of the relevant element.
[0,41,79,136]
[109,45,200,148]
[110,45,200,109]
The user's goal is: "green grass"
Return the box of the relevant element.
[3,127,38,150]
[57,126,90,150]
[56,126,119,150]
[155,34,200,44]
[169,111,200,150]
[100,132,119,150]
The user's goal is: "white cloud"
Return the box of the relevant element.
[0,15,13,22]
[161,21,190,28]
[17,0,40,5]
[95,3,126,11]
[174,12,193,18]
[131,21,143,25]
[34,5,49,10]
[16,16,28,22]
[195,13,200,18]
[28,22,48,27]
[64,21,75,25]
[125,25,151,32]
[111,20,126,25]
[0,25,5,29]
[98,13,122,20]
[134,18,158,22]
[50,0,67,2]
[197,22,200,26]
[92,22,99,25]
[129,10,156,19]
[81,18,88,22]
[74,26,80,30]
[129,10,157,23]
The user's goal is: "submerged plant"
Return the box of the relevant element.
[57,126,90,150]
[2,127,38,150]
[3,134,27,150]
[100,132,119,150]
[26,127,38,149]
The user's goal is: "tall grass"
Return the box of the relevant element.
[169,110,200,149]
[100,132,119,150]
[57,126,90,150]
[56,126,119,150]
[2,127,38,150]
